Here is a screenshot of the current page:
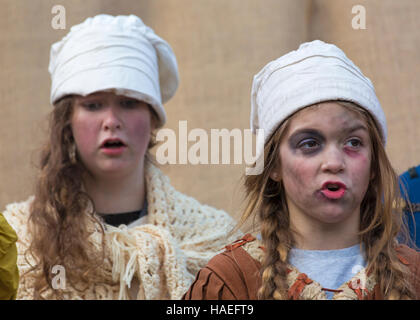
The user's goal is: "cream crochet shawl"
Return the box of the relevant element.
[3,163,239,300]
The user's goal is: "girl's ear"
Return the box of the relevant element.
[270,168,281,182]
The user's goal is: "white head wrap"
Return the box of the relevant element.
[251,40,387,153]
[49,14,179,127]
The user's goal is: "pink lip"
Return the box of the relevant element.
[100,138,127,156]
[320,181,347,200]
[100,137,126,148]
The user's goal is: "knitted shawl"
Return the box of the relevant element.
[3,163,239,300]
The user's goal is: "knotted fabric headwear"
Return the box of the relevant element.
[49,14,179,127]
[251,40,387,153]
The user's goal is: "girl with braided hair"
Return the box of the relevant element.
[183,40,420,300]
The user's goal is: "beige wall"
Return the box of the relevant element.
[1,0,419,222]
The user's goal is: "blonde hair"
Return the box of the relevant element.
[238,101,416,299]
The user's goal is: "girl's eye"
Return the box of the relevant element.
[345,138,362,148]
[82,102,102,111]
[298,138,320,152]
[120,99,139,108]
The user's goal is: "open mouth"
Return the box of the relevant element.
[101,139,126,149]
[321,181,347,200]
[326,184,340,191]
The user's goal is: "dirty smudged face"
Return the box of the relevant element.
[271,102,372,228]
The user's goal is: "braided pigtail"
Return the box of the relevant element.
[238,118,293,300]
[258,181,293,299]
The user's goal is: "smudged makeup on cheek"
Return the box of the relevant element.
[344,141,372,191]
[279,138,318,201]
[275,125,325,201]
[343,144,366,159]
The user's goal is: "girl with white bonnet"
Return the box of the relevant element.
[184,40,420,300]
[3,14,239,299]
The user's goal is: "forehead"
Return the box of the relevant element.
[284,102,368,135]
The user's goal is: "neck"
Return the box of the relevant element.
[289,210,360,250]
[83,163,147,214]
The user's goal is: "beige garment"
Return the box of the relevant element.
[3,162,240,299]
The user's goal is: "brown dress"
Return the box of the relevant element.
[183,234,420,300]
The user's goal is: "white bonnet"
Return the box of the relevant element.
[49,14,179,127]
[251,40,387,149]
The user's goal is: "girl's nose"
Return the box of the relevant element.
[102,106,122,131]
[321,145,345,173]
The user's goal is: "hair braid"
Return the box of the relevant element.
[258,183,292,299]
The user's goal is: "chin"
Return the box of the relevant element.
[317,208,355,225]
[93,161,135,178]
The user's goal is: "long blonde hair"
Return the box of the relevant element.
[238,101,416,299]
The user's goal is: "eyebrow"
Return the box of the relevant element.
[289,128,323,139]
[288,123,368,143]
[341,124,369,135]
[292,123,367,136]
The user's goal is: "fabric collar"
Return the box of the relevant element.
[99,199,148,227]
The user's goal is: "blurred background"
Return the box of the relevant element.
[1,0,419,223]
